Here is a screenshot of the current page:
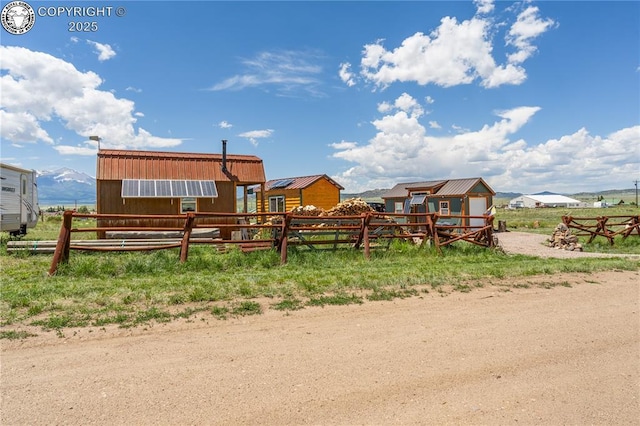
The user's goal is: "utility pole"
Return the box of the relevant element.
[634,180,638,208]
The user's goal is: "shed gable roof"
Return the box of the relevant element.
[435,177,495,196]
[96,149,265,183]
[382,177,494,199]
[382,180,446,198]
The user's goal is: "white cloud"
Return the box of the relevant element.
[429,121,441,129]
[86,40,116,61]
[219,121,233,129]
[0,110,53,143]
[506,5,556,64]
[0,46,181,155]
[238,129,273,147]
[377,101,393,113]
[339,62,356,87]
[53,145,98,156]
[345,3,554,90]
[331,93,639,193]
[474,0,494,15]
[329,140,358,150]
[210,50,325,97]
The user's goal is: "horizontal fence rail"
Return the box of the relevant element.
[45,210,496,275]
[562,215,640,245]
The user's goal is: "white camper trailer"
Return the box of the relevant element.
[1,163,40,236]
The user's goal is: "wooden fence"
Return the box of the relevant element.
[562,215,640,245]
[45,210,496,275]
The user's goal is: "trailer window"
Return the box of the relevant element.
[21,175,27,195]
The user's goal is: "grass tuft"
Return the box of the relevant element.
[0,330,37,340]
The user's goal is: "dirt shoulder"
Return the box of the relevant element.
[2,270,639,425]
[495,230,640,259]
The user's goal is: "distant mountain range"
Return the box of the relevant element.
[34,167,635,206]
[37,168,96,206]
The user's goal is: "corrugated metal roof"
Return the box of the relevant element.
[522,194,581,204]
[262,174,344,191]
[97,149,265,183]
[435,178,483,196]
[382,178,495,198]
[382,180,446,198]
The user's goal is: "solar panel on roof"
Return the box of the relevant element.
[171,180,187,197]
[121,179,139,197]
[156,180,172,197]
[186,180,202,197]
[140,180,155,197]
[201,181,218,197]
[271,178,294,189]
[121,180,218,198]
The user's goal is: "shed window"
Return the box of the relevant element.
[181,197,196,213]
[394,201,404,214]
[439,201,450,215]
[269,196,285,212]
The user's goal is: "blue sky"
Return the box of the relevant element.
[1,0,638,193]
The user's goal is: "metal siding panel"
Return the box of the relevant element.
[97,149,264,183]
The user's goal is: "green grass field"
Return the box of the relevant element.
[1,206,638,339]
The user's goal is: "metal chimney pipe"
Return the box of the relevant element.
[221,139,228,173]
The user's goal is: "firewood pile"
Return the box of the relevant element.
[548,223,583,251]
[291,205,325,216]
[290,198,376,217]
[260,198,381,230]
[324,198,374,216]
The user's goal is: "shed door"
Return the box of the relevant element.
[469,197,487,229]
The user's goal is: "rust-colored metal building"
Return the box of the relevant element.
[255,174,344,212]
[96,147,266,237]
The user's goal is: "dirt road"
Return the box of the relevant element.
[2,269,638,425]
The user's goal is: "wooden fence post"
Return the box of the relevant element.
[426,213,441,254]
[179,213,195,263]
[622,215,639,240]
[363,213,371,260]
[48,210,73,276]
[279,213,292,265]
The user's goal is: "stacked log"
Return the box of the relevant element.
[261,198,380,231]
[323,198,374,216]
[291,205,325,216]
[548,223,583,251]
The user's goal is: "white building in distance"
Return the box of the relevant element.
[508,194,583,209]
